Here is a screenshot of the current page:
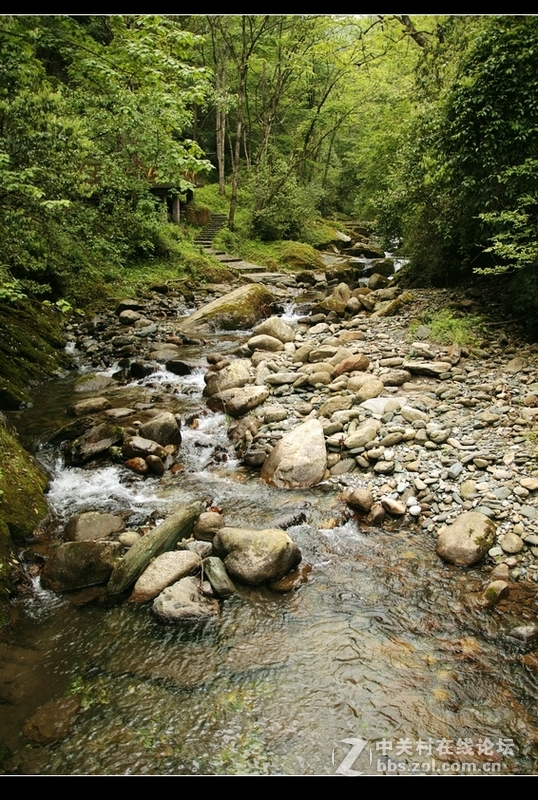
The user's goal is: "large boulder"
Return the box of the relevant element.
[178,284,274,333]
[261,418,327,489]
[435,512,496,566]
[213,527,301,585]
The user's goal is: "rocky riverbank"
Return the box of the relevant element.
[7,263,538,630]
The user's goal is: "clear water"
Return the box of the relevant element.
[2,330,538,775]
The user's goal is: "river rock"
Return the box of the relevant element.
[115,298,145,314]
[247,334,284,353]
[108,502,203,594]
[64,511,125,542]
[345,487,374,513]
[207,385,270,417]
[203,360,251,398]
[334,353,369,375]
[202,556,237,597]
[344,421,381,449]
[178,283,274,332]
[213,527,301,584]
[165,360,192,376]
[125,457,148,475]
[41,541,123,591]
[435,512,496,566]
[146,454,166,475]
[70,397,111,416]
[152,576,220,623]
[354,379,384,402]
[403,360,450,378]
[482,580,510,607]
[130,551,201,603]
[253,316,295,343]
[73,373,115,394]
[500,532,524,554]
[261,418,327,489]
[122,436,166,461]
[194,511,225,541]
[23,696,81,745]
[139,412,181,447]
[68,422,124,464]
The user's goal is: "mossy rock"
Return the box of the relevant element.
[0,301,70,410]
[178,283,275,333]
[0,425,50,625]
[0,519,15,627]
[0,425,49,541]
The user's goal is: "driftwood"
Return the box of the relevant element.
[108,502,203,595]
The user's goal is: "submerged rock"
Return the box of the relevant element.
[23,696,81,745]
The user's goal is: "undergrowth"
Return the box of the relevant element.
[409,309,486,348]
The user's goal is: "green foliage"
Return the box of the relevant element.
[0,15,212,303]
[381,17,538,287]
[249,153,322,241]
[410,309,485,348]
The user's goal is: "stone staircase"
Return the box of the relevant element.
[193,213,228,248]
[194,212,291,284]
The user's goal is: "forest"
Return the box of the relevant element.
[1,14,538,318]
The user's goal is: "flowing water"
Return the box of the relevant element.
[1,317,538,775]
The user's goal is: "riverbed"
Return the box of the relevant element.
[1,285,538,775]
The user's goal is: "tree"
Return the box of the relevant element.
[0,15,211,301]
[378,16,538,287]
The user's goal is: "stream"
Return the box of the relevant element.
[1,297,538,776]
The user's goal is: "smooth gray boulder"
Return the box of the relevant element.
[261,418,327,489]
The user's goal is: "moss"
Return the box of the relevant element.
[0,425,49,626]
[0,300,70,410]
[0,519,14,627]
[0,425,49,542]
[180,284,275,332]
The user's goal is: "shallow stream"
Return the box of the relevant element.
[1,316,538,775]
